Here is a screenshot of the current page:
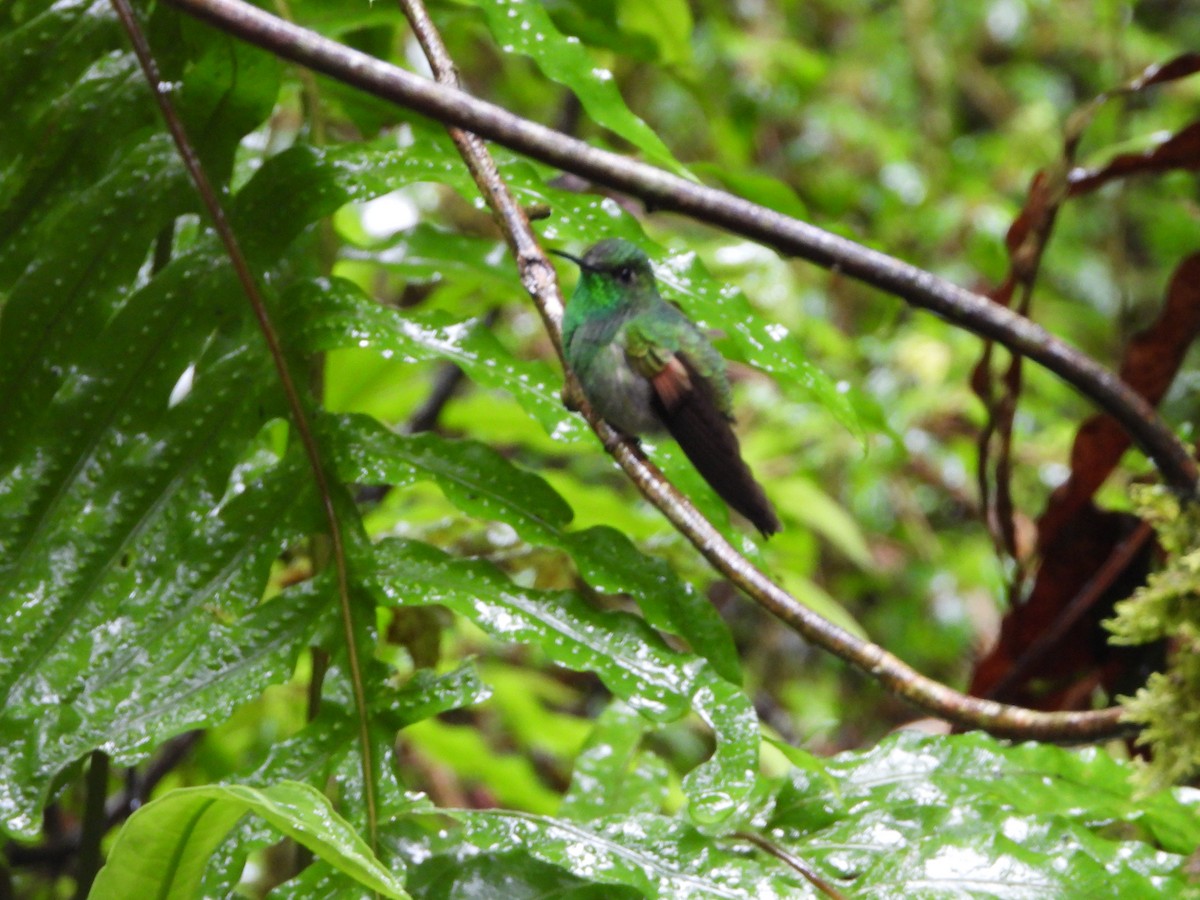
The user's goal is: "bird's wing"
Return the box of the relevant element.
[623,315,733,418]
[623,316,780,536]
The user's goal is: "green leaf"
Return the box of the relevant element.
[370,546,664,708]
[395,809,817,898]
[328,412,741,681]
[0,423,329,837]
[392,733,1200,897]
[367,537,760,825]
[462,0,691,177]
[654,248,866,440]
[242,666,491,790]
[338,223,515,289]
[284,276,582,440]
[0,10,330,839]
[615,0,694,66]
[280,0,399,36]
[563,526,742,683]
[0,0,121,164]
[773,477,874,569]
[768,732,1200,896]
[330,413,574,530]
[90,782,410,900]
[408,850,642,899]
[155,7,282,182]
[559,700,671,819]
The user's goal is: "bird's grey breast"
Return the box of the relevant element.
[569,321,664,436]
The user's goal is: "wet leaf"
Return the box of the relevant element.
[403,810,818,898]
[387,732,1200,897]
[407,850,643,899]
[90,781,410,900]
[328,412,741,682]
[286,278,581,439]
[559,700,669,819]
[0,4,321,839]
[464,0,691,177]
[769,732,1200,896]
[368,536,759,825]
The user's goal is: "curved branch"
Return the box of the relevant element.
[164,0,1197,497]
[382,0,1128,742]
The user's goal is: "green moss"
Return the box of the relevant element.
[1106,485,1200,791]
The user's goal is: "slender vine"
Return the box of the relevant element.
[109,0,378,849]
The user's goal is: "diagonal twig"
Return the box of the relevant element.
[387,0,1130,742]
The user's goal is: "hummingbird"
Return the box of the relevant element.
[553,238,781,537]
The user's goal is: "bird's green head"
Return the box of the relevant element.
[554,239,664,349]
[552,238,658,303]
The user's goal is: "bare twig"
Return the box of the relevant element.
[164,0,1198,498]
[387,0,1131,742]
[734,831,849,900]
[406,363,469,433]
[109,0,378,848]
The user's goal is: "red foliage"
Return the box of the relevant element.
[967,55,1200,710]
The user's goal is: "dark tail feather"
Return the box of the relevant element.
[655,372,781,538]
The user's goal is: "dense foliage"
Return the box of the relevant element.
[2,0,1198,897]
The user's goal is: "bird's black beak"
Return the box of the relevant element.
[549,248,587,269]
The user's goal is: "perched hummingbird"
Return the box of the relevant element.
[553,238,781,537]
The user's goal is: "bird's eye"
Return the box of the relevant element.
[615,266,635,284]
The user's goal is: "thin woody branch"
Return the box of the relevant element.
[165,0,1198,499]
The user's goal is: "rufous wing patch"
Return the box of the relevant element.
[651,355,692,410]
